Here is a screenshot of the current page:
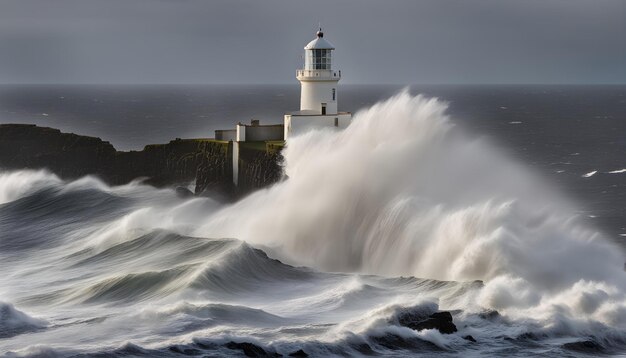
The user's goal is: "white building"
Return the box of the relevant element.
[284,29,352,139]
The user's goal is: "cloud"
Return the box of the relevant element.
[0,0,624,84]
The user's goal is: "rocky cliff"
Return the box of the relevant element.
[0,124,283,198]
[236,141,284,194]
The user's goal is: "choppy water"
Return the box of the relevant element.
[1,88,626,357]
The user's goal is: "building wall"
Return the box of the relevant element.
[236,123,283,142]
[215,129,236,141]
[300,80,339,114]
[245,125,284,141]
[284,113,351,139]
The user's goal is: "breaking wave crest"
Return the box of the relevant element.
[0,302,46,339]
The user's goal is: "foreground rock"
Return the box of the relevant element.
[225,341,271,357]
[0,124,283,198]
[397,310,458,334]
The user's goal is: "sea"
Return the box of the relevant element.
[0,85,625,357]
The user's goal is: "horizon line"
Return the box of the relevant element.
[1,83,625,86]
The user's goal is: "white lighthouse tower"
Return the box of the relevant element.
[284,28,351,139]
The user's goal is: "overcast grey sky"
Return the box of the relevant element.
[0,0,624,84]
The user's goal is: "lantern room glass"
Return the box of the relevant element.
[305,49,332,70]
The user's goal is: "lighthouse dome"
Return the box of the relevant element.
[304,31,335,50]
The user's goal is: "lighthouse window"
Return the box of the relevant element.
[308,49,332,70]
[332,88,336,101]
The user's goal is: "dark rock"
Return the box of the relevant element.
[288,349,308,357]
[235,142,284,196]
[194,140,234,196]
[414,312,457,334]
[562,340,605,354]
[0,124,285,199]
[396,307,430,328]
[463,335,477,342]
[398,311,457,334]
[0,124,116,180]
[175,186,194,198]
[225,341,268,357]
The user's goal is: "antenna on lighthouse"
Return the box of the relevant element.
[317,23,324,37]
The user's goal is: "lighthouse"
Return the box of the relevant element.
[214,28,352,187]
[284,28,352,139]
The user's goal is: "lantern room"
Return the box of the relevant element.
[304,29,335,70]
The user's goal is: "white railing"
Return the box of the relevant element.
[296,69,341,79]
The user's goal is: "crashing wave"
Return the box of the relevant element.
[0,302,47,339]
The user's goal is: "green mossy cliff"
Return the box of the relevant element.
[0,124,283,197]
